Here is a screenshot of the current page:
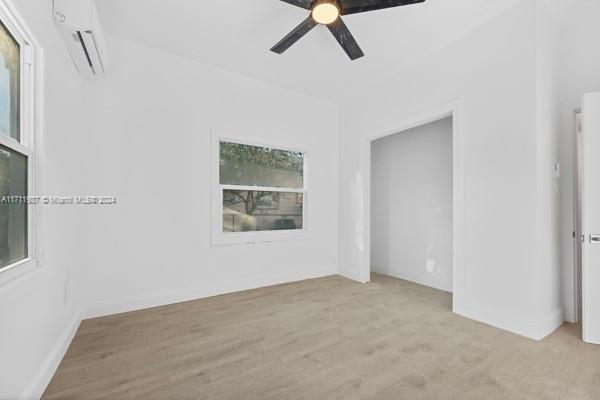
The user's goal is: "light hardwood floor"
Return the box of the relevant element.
[44,274,600,400]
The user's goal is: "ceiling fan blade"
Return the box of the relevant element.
[271,17,318,54]
[327,17,364,60]
[340,0,425,15]
[278,0,313,10]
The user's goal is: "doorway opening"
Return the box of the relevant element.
[358,102,465,313]
[370,117,454,294]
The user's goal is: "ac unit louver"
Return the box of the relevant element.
[53,0,108,78]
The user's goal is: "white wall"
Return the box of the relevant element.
[371,117,453,292]
[1,6,340,397]
[556,2,600,323]
[535,1,563,331]
[0,0,88,399]
[338,0,564,340]
[3,0,589,396]
[78,34,340,318]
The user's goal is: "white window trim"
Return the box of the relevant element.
[211,133,309,246]
[0,0,41,286]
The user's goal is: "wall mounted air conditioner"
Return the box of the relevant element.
[53,0,108,77]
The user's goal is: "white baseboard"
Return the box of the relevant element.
[338,267,366,283]
[19,265,564,400]
[534,306,565,340]
[454,304,565,341]
[22,266,337,398]
[371,270,453,293]
[83,265,337,320]
[20,310,81,400]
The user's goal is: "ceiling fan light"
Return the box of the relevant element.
[312,2,340,25]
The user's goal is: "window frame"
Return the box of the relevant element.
[0,0,39,284]
[211,134,309,246]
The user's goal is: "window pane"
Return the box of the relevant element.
[0,144,27,269]
[220,142,304,189]
[223,190,303,232]
[0,21,19,141]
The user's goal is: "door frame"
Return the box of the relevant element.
[357,101,465,312]
[573,109,583,324]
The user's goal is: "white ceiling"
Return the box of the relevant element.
[542,0,600,26]
[96,0,527,103]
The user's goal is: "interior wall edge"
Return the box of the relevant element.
[102,32,341,110]
[534,306,566,340]
[19,310,81,400]
[455,303,565,341]
[82,264,338,320]
[338,267,366,283]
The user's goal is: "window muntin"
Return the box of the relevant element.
[0,143,27,268]
[0,20,19,141]
[218,140,306,236]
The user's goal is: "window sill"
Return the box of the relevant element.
[212,229,309,246]
[0,257,39,288]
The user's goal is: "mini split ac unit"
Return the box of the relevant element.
[53,0,108,77]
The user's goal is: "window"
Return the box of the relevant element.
[0,144,27,268]
[213,139,307,244]
[0,21,19,141]
[0,6,35,275]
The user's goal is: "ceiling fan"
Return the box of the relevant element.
[271,0,426,60]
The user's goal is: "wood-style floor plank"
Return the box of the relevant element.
[43,274,600,399]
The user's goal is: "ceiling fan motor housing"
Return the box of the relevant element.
[313,0,341,8]
[272,0,426,60]
[312,0,341,24]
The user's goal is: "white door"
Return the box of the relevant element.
[582,92,600,344]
